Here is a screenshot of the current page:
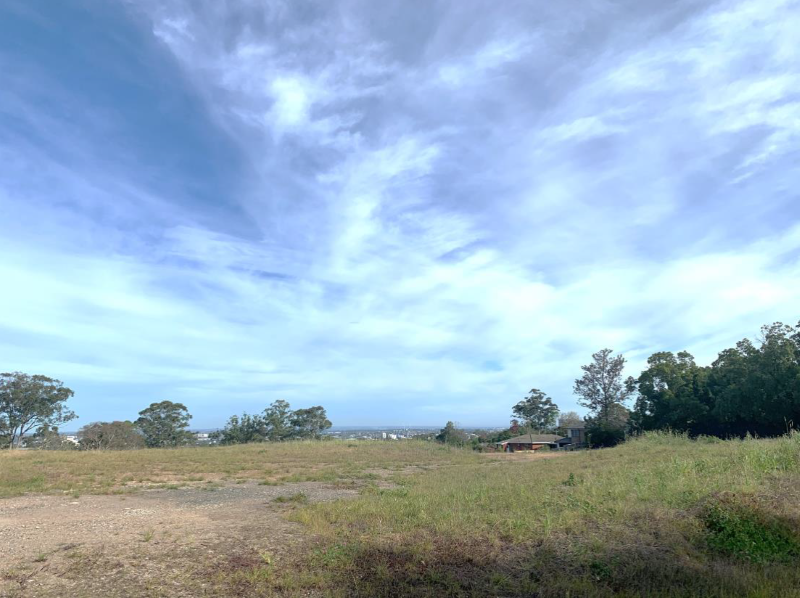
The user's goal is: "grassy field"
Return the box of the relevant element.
[0,440,481,498]
[4,434,800,596]
[284,433,800,597]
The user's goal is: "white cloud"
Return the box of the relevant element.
[0,0,798,426]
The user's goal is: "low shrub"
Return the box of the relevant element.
[703,493,800,563]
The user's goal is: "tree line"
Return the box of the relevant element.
[4,319,798,450]
[436,320,800,448]
[0,371,331,450]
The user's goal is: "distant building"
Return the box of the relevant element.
[496,434,563,452]
[563,425,586,448]
[496,425,587,452]
[387,433,397,440]
[381,432,387,439]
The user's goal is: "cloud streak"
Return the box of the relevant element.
[0,0,798,426]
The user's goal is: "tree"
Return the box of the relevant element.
[573,349,634,424]
[0,372,76,449]
[212,400,334,444]
[135,401,192,448]
[289,406,332,439]
[78,421,145,450]
[435,421,468,446]
[557,411,583,435]
[263,399,293,441]
[627,322,800,438]
[212,413,269,445]
[585,404,630,447]
[511,388,559,432]
[27,425,77,450]
[630,351,712,435]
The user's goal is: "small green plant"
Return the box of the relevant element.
[703,496,800,563]
[33,553,48,563]
[273,492,308,504]
[141,529,155,543]
[562,473,579,486]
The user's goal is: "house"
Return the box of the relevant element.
[496,425,588,452]
[563,424,586,448]
[496,434,563,452]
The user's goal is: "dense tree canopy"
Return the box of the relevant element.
[511,388,560,432]
[135,401,193,448]
[213,400,331,444]
[0,372,76,449]
[290,406,333,439]
[632,321,800,437]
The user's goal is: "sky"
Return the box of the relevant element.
[1,0,798,429]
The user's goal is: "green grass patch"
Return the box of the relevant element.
[703,493,800,562]
[280,432,800,597]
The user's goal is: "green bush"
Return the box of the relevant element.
[703,495,800,563]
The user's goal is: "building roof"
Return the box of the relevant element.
[498,434,563,444]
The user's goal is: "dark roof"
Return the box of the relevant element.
[498,434,563,444]
[567,424,585,429]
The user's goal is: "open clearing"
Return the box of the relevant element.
[0,482,357,597]
[4,436,800,597]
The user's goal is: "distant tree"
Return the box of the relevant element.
[135,401,193,448]
[435,421,468,446]
[290,406,332,439]
[511,389,559,432]
[78,421,145,450]
[213,401,334,444]
[0,372,76,450]
[509,419,522,435]
[573,349,634,424]
[212,413,268,445]
[27,425,77,450]
[557,411,584,435]
[264,399,293,441]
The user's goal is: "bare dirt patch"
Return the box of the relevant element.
[0,482,358,597]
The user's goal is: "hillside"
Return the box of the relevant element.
[3,435,800,596]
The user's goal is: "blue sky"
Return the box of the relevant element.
[1,0,798,428]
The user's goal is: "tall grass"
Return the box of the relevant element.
[298,432,800,540]
[280,432,800,597]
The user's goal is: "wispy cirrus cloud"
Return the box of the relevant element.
[0,0,798,427]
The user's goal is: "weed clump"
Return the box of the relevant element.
[273,492,308,504]
[702,494,800,563]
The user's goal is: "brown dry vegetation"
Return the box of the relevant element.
[3,435,800,597]
[0,441,478,498]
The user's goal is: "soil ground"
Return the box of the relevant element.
[0,481,357,597]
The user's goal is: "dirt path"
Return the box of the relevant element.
[0,482,358,597]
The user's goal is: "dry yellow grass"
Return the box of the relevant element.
[0,440,481,498]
